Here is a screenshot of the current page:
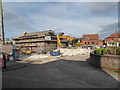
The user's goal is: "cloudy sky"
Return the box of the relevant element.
[2,1,118,39]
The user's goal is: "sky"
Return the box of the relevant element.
[1,1,118,39]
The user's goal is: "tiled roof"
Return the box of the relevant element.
[104,33,120,42]
[105,33,120,38]
[82,34,98,40]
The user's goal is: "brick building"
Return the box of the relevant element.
[104,33,120,47]
[13,30,68,53]
[82,34,103,49]
[72,38,82,44]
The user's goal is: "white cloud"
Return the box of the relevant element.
[27,12,117,37]
[3,2,118,39]
[3,8,37,38]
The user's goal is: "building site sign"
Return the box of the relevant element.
[45,36,51,40]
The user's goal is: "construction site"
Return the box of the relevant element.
[1,1,120,88]
[12,30,85,59]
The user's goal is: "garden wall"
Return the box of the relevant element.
[90,53,120,71]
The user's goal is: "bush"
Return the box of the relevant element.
[95,48,107,55]
[95,47,120,55]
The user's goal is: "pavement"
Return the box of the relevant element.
[2,55,119,88]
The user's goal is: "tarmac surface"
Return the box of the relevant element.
[2,55,119,88]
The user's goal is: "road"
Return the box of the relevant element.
[2,55,119,88]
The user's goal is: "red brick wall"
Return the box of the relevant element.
[82,40,98,46]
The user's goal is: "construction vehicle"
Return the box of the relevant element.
[26,51,31,54]
[56,35,73,48]
[21,47,31,54]
[19,32,27,37]
[72,42,82,47]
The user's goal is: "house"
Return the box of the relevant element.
[104,33,120,47]
[82,34,103,49]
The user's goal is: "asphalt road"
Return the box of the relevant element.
[2,59,119,88]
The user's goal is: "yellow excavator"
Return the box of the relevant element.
[57,35,83,48]
[56,35,73,48]
[21,47,31,54]
[72,42,82,47]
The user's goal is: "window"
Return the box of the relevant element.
[88,42,89,44]
[85,42,87,44]
[92,42,94,44]
[118,38,120,41]
[85,37,89,40]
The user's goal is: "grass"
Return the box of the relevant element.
[102,68,120,73]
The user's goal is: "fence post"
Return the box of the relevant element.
[3,54,6,69]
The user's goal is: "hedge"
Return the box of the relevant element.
[95,48,107,55]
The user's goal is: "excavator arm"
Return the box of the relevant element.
[57,35,61,48]
[56,35,73,48]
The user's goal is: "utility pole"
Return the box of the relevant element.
[0,0,6,69]
[0,0,5,45]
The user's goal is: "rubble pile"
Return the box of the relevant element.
[54,47,92,56]
[23,54,50,60]
[19,47,92,62]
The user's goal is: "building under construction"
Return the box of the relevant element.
[13,30,69,53]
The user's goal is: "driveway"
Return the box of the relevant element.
[2,58,119,88]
